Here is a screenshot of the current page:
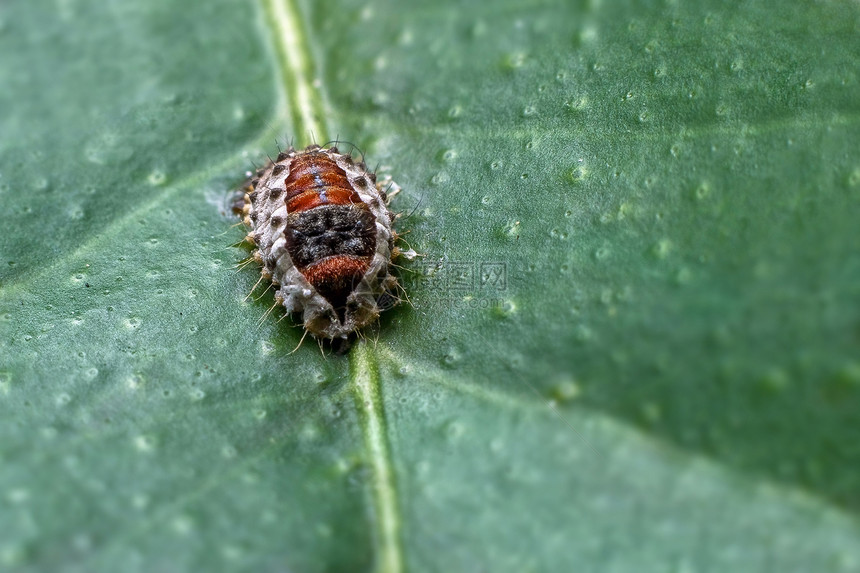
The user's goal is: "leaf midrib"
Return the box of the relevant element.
[260,1,403,571]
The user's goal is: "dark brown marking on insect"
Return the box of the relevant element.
[285,202,377,315]
[285,205,377,269]
[301,255,371,318]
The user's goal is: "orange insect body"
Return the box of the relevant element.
[236,144,403,340]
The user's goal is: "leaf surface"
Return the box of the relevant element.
[1,0,859,572]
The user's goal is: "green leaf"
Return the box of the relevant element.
[1,0,859,572]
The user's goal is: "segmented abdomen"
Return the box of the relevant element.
[283,152,377,312]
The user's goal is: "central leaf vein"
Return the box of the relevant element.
[259,1,402,570]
